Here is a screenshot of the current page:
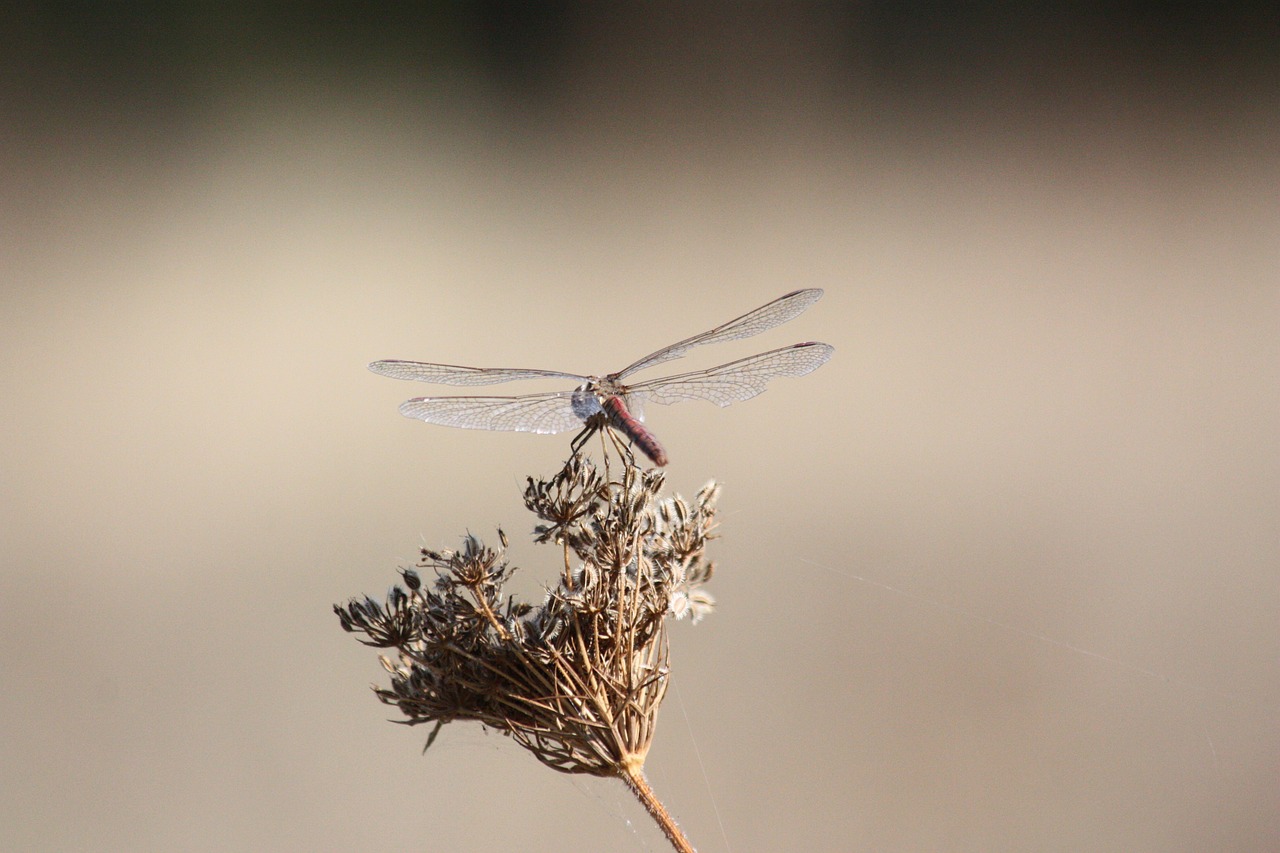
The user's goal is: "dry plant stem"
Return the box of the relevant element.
[620,758,696,853]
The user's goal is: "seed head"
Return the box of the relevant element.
[336,447,720,777]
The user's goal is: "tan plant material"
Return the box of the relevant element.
[336,446,718,852]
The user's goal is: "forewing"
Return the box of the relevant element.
[613,289,825,379]
[397,390,586,434]
[629,342,834,407]
[369,360,586,386]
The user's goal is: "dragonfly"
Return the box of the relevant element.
[369,289,834,466]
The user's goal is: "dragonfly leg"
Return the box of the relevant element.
[603,427,637,467]
[569,422,599,457]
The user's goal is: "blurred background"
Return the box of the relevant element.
[2,3,1277,851]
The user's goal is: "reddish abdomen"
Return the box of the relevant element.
[602,396,669,466]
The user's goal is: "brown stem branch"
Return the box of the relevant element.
[618,757,696,853]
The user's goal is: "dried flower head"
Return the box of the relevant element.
[335,444,719,852]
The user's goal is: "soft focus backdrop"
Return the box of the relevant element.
[2,4,1277,851]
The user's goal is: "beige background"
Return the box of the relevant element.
[2,8,1277,852]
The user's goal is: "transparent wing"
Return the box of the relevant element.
[613,289,825,380]
[626,342,834,407]
[397,390,587,434]
[369,360,587,386]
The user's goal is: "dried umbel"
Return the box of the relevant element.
[335,448,719,852]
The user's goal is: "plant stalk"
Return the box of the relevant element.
[619,756,696,853]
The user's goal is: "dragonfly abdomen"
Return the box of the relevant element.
[602,396,669,467]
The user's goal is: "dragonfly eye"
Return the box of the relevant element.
[571,387,603,420]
